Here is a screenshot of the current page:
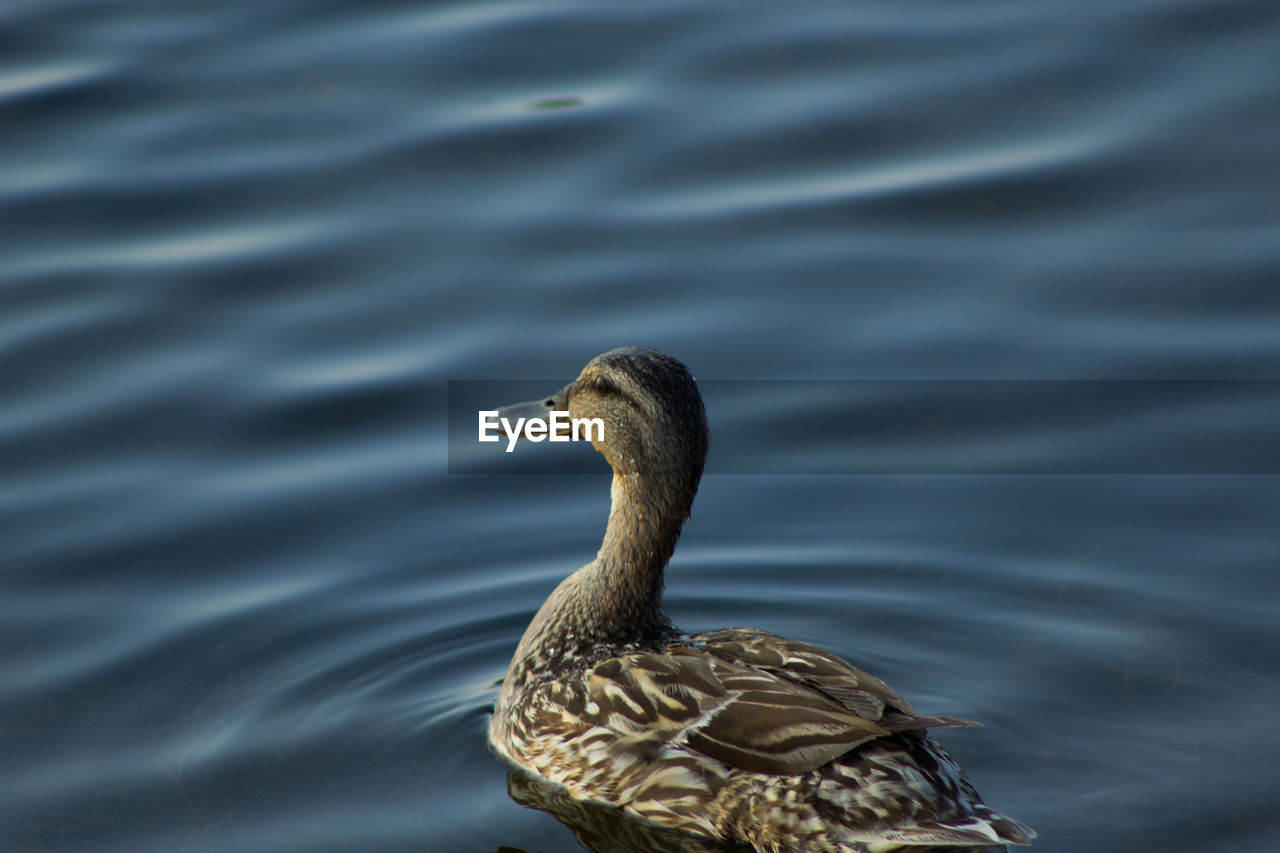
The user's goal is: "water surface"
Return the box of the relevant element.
[2,1,1279,851]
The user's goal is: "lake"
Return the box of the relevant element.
[2,1,1278,851]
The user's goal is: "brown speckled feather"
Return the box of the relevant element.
[690,629,981,736]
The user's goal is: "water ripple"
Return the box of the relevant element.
[3,0,1279,851]
[0,59,118,102]
[630,135,1102,220]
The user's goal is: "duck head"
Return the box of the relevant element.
[501,347,709,506]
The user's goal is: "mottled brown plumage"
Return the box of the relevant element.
[489,347,1035,852]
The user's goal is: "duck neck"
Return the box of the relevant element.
[589,468,690,638]
[505,464,698,688]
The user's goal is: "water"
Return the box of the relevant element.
[2,1,1278,851]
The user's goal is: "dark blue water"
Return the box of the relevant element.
[3,1,1278,851]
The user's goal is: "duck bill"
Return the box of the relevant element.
[497,383,574,439]
[496,398,553,423]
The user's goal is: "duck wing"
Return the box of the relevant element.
[582,650,871,776]
[690,628,980,735]
[581,630,975,777]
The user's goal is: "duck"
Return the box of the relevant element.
[488,346,1035,853]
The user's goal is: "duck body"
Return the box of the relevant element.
[489,348,1034,852]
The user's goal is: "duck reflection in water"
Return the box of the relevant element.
[505,770,754,853]
[489,348,1034,853]
[505,771,1013,853]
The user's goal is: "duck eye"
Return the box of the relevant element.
[594,376,612,394]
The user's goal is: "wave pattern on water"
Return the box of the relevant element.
[2,0,1279,852]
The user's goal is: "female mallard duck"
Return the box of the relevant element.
[489,347,1035,852]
